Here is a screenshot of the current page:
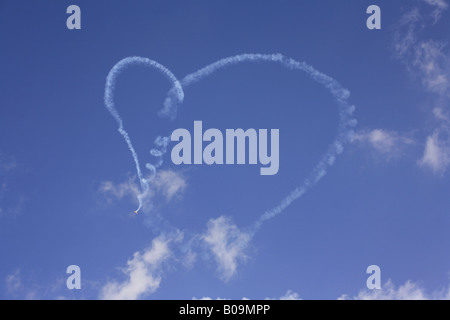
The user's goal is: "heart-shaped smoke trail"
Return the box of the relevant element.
[161,53,357,234]
[104,57,184,212]
[104,54,356,229]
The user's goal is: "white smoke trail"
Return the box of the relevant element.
[161,53,357,234]
[104,57,184,212]
[105,53,356,230]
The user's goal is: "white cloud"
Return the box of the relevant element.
[352,129,414,158]
[5,269,21,294]
[100,232,182,300]
[413,40,450,95]
[4,269,42,299]
[99,169,187,212]
[394,1,450,174]
[0,155,25,218]
[152,170,187,202]
[394,4,450,97]
[99,176,142,201]
[0,154,17,174]
[264,290,302,300]
[339,279,450,300]
[394,8,420,58]
[193,290,301,300]
[419,130,450,173]
[182,248,197,269]
[192,296,230,300]
[423,0,448,9]
[0,190,4,217]
[278,290,302,300]
[192,278,450,301]
[202,216,251,282]
[434,107,450,121]
[422,0,449,21]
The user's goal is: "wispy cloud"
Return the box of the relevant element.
[99,169,187,213]
[413,40,449,95]
[0,156,16,173]
[339,279,450,300]
[4,269,67,300]
[422,0,449,21]
[193,290,301,300]
[418,129,450,173]
[394,0,450,174]
[100,232,182,300]
[192,296,230,300]
[152,170,187,202]
[265,290,302,300]
[5,269,21,295]
[193,280,450,300]
[99,175,142,202]
[352,129,415,159]
[278,290,302,300]
[0,154,25,218]
[202,216,251,282]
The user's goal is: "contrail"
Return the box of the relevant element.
[105,54,356,227]
[104,56,184,212]
[161,53,357,234]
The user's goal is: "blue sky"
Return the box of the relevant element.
[0,0,449,300]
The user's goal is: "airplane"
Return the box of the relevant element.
[134,211,138,214]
